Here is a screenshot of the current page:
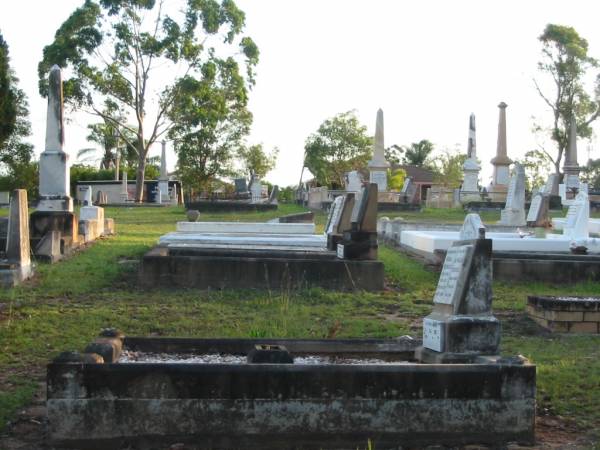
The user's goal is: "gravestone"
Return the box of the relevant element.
[234,178,248,193]
[250,179,262,203]
[30,66,79,255]
[326,194,355,250]
[345,171,362,192]
[499,163,526,226]
[120,171,129,202]
[268,185,279,204]
[563,191,589,240]
[80,185,93,206]
[159,140,170,203]
[6,190,31,272]
[544,174,559,196]
[367,109,390,191]
[526,191,550,228]
[324,196,344,236]
[416,213,500,363]
[336,184,378,260]
[0,192,10,205]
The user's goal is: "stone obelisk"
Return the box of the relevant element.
[563,118,581,190]
[159,140,170,203]
[38,65,73,212]
[489,102,512,200]
[120,168,129,202]
[461,114,480,198]
[367,109,390,192]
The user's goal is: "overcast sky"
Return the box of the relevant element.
[1,0,600,187]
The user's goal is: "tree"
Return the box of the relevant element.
[80,117,140,169]
[581,158,600,189]
[304,111,372,187]
[515,149,553,191]
[39,0,259,202]
[402,139,434,167]
[238,143,278,181]
[431,149,466,189]
[388,168,406,191]
[385,144,403,165]
[0,31,34,189]
[0,32,16,150]
[168,58,253,193]
[534,24,600,179]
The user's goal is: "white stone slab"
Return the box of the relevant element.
[166,243,331,253]
[369,170,387,192]
[526,194,543,223]
[423,317,443,352]
[176,222,315,234]
[80,206,105,235]
[400,229,600,254]
[553,218,600,235]
[160,232,326,248]
[433,245,474,306]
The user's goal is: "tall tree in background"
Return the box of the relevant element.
[304,111,372,188]
[515,149,553,191]
[39,0,259,202]
[0,32,17,151]
[431,149,466,189]
[534,24,600,179]
[168,61,253,192]
[0,31,34,193]
[238,143,279,181]
[402,139,434,167]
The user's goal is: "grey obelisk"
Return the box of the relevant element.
[367,108,390,192]
[563,118,581,189]
[490,102,512,193]
[38,65,73,212]
[120,169,129,202]
[461,113,480,194]
[159,140,170,202]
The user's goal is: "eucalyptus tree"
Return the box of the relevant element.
[0,32,16,150]
[534,24,600,178]
[39,0,259,201]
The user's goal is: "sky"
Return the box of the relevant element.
[1,0,600,187]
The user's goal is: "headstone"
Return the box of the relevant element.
[234,178,248,193]
[489,102,512,190]
[544,174,559,196]
[34,230,61,263]
[6,190,31,270]
[325,196,344,235]
[37,65,73,212]
[526,192,550,228]
[461,113,481,195]
[416,214,500,363]
[120,171,129,202]
[0,192,9,205]
[336,184,379,260]
[345,171,363,192]
[367,109,390,191]
[81,185,93,206]
[499,163,526,226]
[186,210,200,222]
[268,185,279,204]
[401,177,412,194]
[250,179,262,203]
[563,191,589,240]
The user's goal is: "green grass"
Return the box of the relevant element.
[0,204,599,443]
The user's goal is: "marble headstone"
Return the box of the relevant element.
[526,191,550,228]
[38,65,73,212]
[345,171,363,192]
[563,191,589,240]
[499,163,526,226]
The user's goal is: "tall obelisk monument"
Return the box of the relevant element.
[367,109,390,192]
[159,140,170,202]
[489,102,512,200]
[460,113,480,198]
[563,118,581,189]
[38,65,73,212]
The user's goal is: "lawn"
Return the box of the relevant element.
[0,204,599,445]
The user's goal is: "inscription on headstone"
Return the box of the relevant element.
[505,176,516,207]
[433,245,474,306]
[369,170,387,192]
[326,196,344,235]
[565,203,580,229]
[423,318,443,352]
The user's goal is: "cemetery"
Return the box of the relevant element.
[1,3,600,449]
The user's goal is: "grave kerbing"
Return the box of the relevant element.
[416,213,501,363]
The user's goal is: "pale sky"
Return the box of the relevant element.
[1,0,600,187]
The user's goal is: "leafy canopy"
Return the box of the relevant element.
[39,0,258,201]
[238,143,279,181]
[534,23,600,176]
[304,111,372,188]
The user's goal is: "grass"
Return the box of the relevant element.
[0,204,599,444]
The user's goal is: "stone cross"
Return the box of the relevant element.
[6,189,30,268]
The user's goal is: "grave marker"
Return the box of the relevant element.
[499,163,526,226]
[416,213,500,363]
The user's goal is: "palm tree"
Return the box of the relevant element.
[402,140,434,167]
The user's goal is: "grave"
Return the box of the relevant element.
[47,330,535,447]
[499,162,526,226]
[526,189,550,228]
[367,109,390,192]
[139,184,384,291]
[415,214,501,363]
[527,295,600,334]
[460,114,481,202]
[0,190,34,287]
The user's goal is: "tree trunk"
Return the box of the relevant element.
[135,155,145,203]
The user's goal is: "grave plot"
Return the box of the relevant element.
[138,184,384,291]
[527,295,600,333]
[48,216,535,448]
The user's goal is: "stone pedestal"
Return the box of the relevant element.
[367,109,389,192]
[80,206,105,236]
[159,180,170,203]
[1,190,34,286]
[489,102,512,195]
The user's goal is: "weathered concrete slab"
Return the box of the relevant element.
[159,232,326,248]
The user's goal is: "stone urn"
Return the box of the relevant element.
[186,210,200,222]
